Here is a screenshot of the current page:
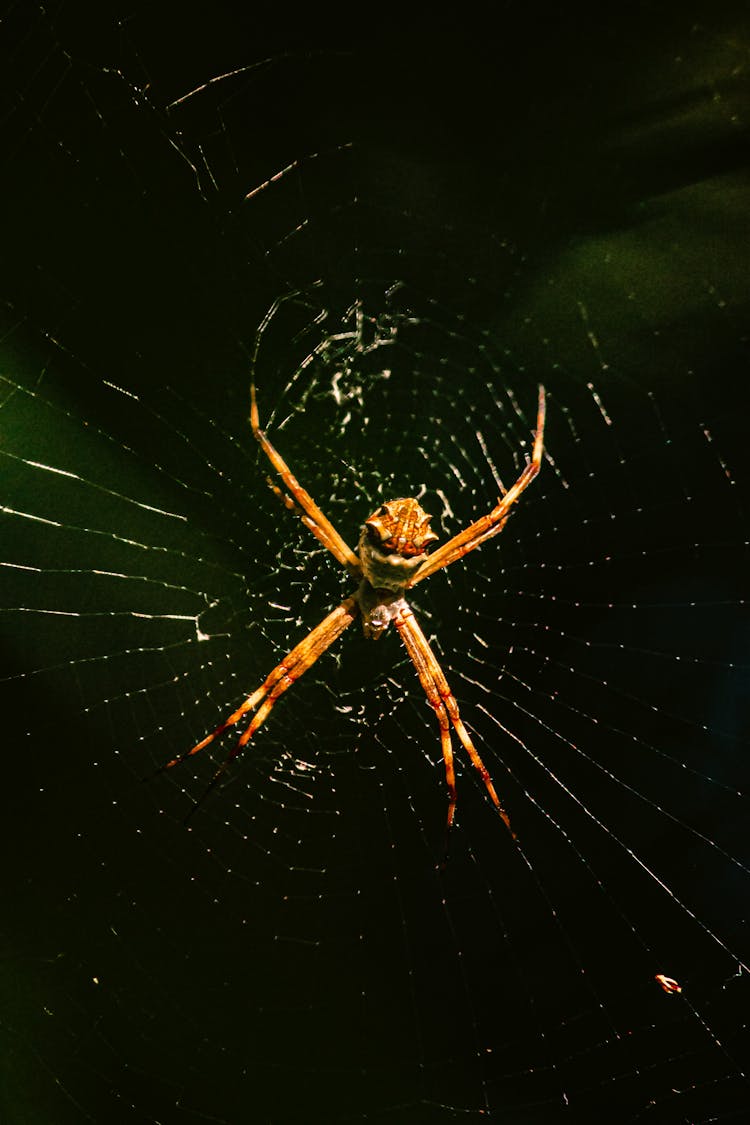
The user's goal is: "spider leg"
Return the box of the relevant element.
[155,596,359,816]
[409,385,545,585]
[263,476,356,562]
[420,513,513,576]
[393,601,514,837]
[251,383,362,578]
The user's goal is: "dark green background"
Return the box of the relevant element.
[1,3,749,1122]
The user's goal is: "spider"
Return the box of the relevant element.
[655,974,682,995]
[159,382,546,835]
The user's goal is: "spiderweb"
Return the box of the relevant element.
[2,5,749,1123]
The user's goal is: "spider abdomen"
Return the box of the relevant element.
[364,498,438,555]
[358,497,438,591]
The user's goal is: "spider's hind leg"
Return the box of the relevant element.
[393,601,514,840]
[153,596,360,818]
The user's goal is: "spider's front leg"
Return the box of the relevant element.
[250,383,361,579]
[409,384,545,585]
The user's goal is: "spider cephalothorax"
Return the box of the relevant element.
[358,498,439,593]
[158,381,546,839]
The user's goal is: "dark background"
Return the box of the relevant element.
[1,2,749,1122]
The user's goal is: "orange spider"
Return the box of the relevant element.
[655,974,682,994]
[160,382,546,834]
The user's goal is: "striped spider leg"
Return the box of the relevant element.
[157,383,546,837]
[249,383,362,580]
[157,595,360,816]
[408,385,546,585]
